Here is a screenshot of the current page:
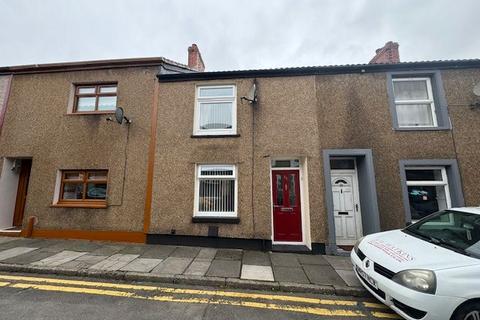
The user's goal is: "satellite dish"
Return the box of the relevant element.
[115,107,125,124]
[247,82,257,103]
[241,81,257,104]
[113,107,131,124]
[473,83,480,97]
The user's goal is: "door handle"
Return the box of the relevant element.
[338,211,349,215]
[280,208,293,212]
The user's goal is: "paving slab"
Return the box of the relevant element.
[242,250,270,266]
[269,253,300,267]
[120,258,163,272]
[89,245,126,256]
[1,248,62,265]
[140,245,176,259]
[240,265,274,282]
[206,259,241,278]
[335,269,362,287]
[151,257,193,275]
[31,250,87,267]
[272,266,310,284]
[303,264,346,286]
[214,249,242,261]
[0,238,45,250]
[170,246,200,259]
[183,259,211,276]
[60,255,108,269]
[118,245,150,255]
[0,247,38,261]
[0,237,19,245]
[196,248,217,261]
[89,254,139,271]
[54,240,100,252]
[296,254,329,265]
[324,255,353,270]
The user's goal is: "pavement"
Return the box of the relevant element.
[0,236,366,297]
[0,273,399,319]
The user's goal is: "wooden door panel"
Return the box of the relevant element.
[12,159,32,227]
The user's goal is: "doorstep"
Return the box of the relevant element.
[0,236,367,297]
[0,228,22,237]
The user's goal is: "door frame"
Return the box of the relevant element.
[269,157,311,248]
[331,164,364,245]
[323,149,381,255]
[12,159,32,227]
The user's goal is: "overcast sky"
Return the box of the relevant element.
[0,0,479,71]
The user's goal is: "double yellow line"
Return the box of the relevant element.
[0,274,399,318]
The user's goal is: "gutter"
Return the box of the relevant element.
[157,59,480,82]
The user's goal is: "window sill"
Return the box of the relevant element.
[191,134,240,139]
[66,111,115,116]
[51,202,108,209]
[393,126,451,132]
[192,217,240,224]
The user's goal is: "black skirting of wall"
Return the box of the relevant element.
[146,234,326,254]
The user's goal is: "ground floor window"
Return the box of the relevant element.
[405,167,451,221]
[194,164,237,217]
[58,170,108,206]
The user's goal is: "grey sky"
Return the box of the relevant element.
[1,0,479,71]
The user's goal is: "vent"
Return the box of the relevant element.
[357,249,366,261]
[392,299,427,319]
[374,263,395,279]
[208,226,219,237]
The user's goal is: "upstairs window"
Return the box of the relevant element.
[194,165,237,217]
[194,85,236,135]
[392,77,437,128]
[74,84,117,113]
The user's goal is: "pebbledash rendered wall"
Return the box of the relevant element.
[0,67,159,232]
[151,68,480,247]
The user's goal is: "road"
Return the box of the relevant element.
[0,272,400,319]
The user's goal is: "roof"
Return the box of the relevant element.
[0,56,194,75]
[451,207,480,215]
[157,59,480,82]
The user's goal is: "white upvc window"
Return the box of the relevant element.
[194,164,237,217]
[194,85,236,135]
[405,166,451,222]
[392,77,437,128]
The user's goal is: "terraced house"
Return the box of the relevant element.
[1,42,479,254]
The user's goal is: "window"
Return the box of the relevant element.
[392,77,437,127]
[194,165,237,217]
[74,84,117,113]
[387,71,450,130]
[330,158,355,170]
[57,170,108,207]
[194,85,236,135]
[405,167,451,221]
[271,159,300,168]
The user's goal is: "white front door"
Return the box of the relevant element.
[331,172,363,245]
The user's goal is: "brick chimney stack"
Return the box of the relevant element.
[188,44,205,72]
[369,41,400,64]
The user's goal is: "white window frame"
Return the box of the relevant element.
[193,85,237,136]
[194,164,238,218]
[392,77,438,128]
[405,166,452,223]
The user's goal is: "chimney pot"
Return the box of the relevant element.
[369,41,400,64]
[188,44,205,72]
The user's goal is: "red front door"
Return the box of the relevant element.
[272,170,302,242]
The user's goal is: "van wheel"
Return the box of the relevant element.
[453,301,480,320]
